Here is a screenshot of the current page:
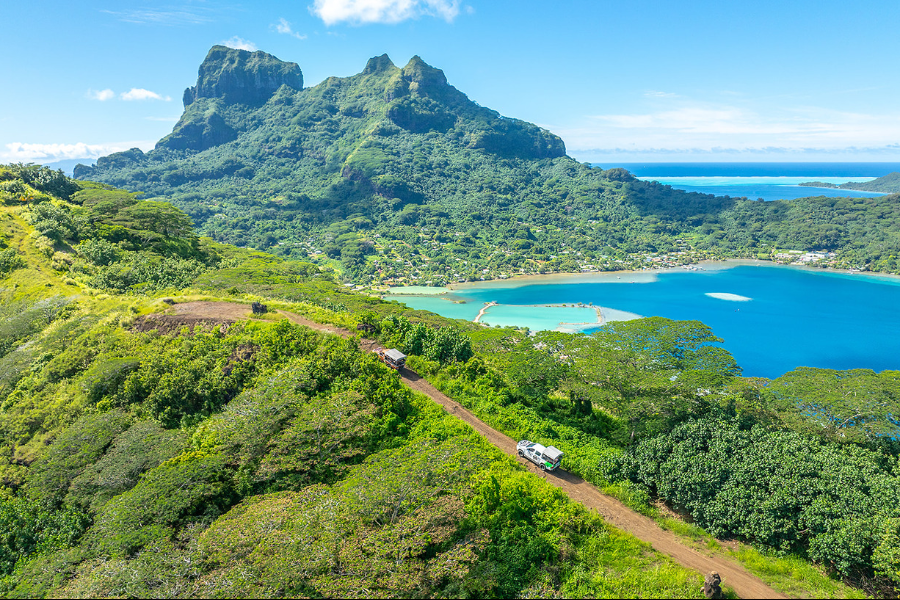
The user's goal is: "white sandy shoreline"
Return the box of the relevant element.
[381,259,900,296]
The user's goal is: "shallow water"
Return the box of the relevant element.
[391,264,900,378]
[636,176,885,202]
[593,162,899,202]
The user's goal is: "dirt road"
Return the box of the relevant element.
[401,371,784,599]
[174,302,785,599]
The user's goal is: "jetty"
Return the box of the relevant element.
[474,301,497,323]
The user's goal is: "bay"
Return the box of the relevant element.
[390,263,900,379]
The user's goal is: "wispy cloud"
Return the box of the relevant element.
[120,88,171,101]
[644,90,678,98]
[1,141,156,163]
[100,7,214,26]
[570,144,900,162]
[86,88,115,101]
[310,0,461,25]
[554,97,900,154]
[273,17,307,39]
[220,36,258,51]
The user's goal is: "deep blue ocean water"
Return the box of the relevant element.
[590,162,900,201]
[396,265,900,378]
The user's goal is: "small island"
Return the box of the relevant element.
[799,171,900,193]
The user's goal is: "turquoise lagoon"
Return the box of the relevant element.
[635,176,885,202]
[596,162,900,201]
[388,264,900,378]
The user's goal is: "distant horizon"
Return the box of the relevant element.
[31,156,900,166]
[586,162,900,179]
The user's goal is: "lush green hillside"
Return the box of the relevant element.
[0,165,890,597]
[844,172,900,192]
[76,46,900,281]
[1,165,720,598]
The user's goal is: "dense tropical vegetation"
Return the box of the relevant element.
[0,164,713,598]
[76,46,900,284]
[0,163,896,597]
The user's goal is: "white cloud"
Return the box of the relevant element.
[569,145,900,163]
[1,141,156,163]
[86,88,115,101]
[273,18,307,39]
[121,88,172,101]
[220,36,258,51]
[310,0,461,25]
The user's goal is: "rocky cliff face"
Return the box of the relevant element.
[182,45,303,107]
[83,47,567,182]
[158,47,303,152]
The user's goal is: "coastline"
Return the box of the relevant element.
[380,259,900,300]
[446,259,768,292]
[382,258,900,376]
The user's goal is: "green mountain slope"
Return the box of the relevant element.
[78,46,900,281]
[0,166,713,598]
[76,47,736,282]
[841,172,900,193]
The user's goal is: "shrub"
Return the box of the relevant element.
[87,452,232,557]
[0,497,88,576]
[66,420,189,511]
[75,239,121,267]
[25,410,132,506]
[0,249,24,277]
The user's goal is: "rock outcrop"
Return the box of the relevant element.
[182,45,303,107]
[702,571,724,599]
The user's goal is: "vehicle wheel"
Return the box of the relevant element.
[517,450,524,457]
[540,464,546,471]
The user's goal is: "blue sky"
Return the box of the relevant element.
[4,0,900,164]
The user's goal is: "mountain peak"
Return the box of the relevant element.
[182,45,303,107]
[363,54,396,75]
[401,55,448,89]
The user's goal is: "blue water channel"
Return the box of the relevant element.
[391,264,900,378]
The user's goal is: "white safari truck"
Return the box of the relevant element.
[517,440,563,471]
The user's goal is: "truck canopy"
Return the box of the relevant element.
[542,446,563,462]
[384,349,406,362]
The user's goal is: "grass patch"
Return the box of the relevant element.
[727,546,866,599]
